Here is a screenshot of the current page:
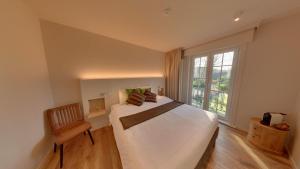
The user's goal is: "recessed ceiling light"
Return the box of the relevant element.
[233,11,244,22]
[234,17,240,22]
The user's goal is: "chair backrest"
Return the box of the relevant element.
[47,103,84,134]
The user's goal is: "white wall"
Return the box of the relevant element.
[236,13,300,131]
[184,12,300,168]
[290,93,300,168]
[40,20,164,106]
[236,14,300,167]
[0,1,54,169]
[232,13,300,169]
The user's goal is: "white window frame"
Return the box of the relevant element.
[187,47,239,121]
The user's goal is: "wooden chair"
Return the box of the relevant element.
[47,103,94,168]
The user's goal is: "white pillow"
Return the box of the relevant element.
[118,89,128,104]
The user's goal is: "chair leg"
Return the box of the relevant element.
[87,129,94,145]
[54,143,57,153]
[60,144,64,168]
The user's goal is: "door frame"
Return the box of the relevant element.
[188,47,239,122]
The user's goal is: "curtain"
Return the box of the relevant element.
[165,48,183,100]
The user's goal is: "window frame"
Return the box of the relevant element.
[188,47,239,121]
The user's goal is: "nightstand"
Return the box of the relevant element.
[247,117,289,155]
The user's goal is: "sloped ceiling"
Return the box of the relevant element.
[24,0,300,52]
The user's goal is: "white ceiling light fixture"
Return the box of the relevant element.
[233,11,244,22]
[234,17,240,22]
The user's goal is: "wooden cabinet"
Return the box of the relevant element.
[247,117,288,155]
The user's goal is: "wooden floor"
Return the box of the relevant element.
[43,124,292,169]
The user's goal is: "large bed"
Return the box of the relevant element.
[109,96,218,169]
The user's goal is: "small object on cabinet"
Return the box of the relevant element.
[261,112,286,126]
[261,112,271,125]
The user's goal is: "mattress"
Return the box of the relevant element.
[109,96,218,169]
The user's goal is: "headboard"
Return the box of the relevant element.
[80,77,165,115]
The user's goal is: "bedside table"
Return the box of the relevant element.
[247,117,289,155]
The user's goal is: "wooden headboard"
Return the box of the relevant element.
[80,77,165,115]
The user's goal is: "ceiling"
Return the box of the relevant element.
[24,0,300,52]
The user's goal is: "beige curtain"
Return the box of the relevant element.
[165,48,183,100]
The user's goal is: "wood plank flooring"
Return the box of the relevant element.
[43,124,292,169]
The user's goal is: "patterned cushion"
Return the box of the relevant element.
[144,90,157,102]
[145,95,157,102]
[140,88,151,94]
[127,92,145,106]
[126,88,141,95]
[126,88,151,95]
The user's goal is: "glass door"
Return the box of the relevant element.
[190,49,237,120]
[191,56,208,109]
[208,51,235,119]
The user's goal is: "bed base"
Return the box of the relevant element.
[195,127,219,169]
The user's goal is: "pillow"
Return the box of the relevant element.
[126,87,151,95]
[118,89,128,104]
[145,95,157,102]
[126,88,140,95]
[119,87,151,104]
[127,92,145,106]
[144,90,157,102]
[140,87,151,94]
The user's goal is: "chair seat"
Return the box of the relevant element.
[54,121,92,144]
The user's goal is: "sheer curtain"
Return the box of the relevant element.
[164,48,183,100]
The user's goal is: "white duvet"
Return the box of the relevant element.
[109,96,218,169]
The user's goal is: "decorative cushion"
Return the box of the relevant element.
[126,88,141,95]
[127,92,145,106]
[126,87,151,95]
[144,90,157,102]
[144,90,157,96]
[140,88,151,94]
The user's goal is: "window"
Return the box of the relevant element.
[191,57,207,109]
[190,49,237,120]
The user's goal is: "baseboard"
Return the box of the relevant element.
[286,146,298,169]
[290,157,298,169]
[218,119,238,129]
[35,148,53,169]
[88,114,109,131]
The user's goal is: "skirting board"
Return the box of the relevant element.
[291,157,298,169]
[35,149,53,169]
[88,114,110,131]
[287,147,299,169]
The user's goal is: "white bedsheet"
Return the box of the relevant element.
[109,96,218,169]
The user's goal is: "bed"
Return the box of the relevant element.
[109,96,219,169]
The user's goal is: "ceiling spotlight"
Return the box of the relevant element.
[234,17,240,22]
[233,11,244,22]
